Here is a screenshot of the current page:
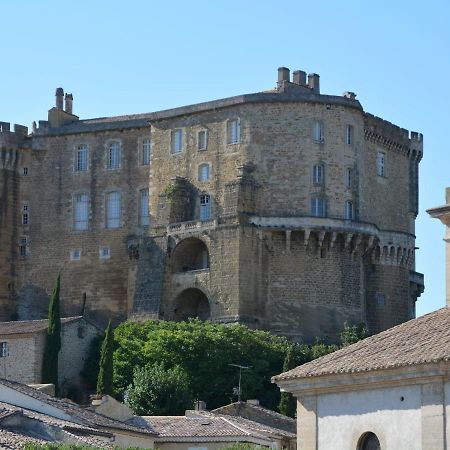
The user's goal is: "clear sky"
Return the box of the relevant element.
[1,0,448,316]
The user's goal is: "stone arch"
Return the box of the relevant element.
[173,288,211,322]
[171,237,209,273]
[357,432,381,450]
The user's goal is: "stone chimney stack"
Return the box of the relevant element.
[65,93,73,114]
[308,73,320,94]
[55,87,64,110]
[293,70,307,86]
[278,67,290,83]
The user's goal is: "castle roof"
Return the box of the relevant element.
[273,307,450,382]
[0,316,85,336]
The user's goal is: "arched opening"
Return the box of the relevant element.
[173,288,210,321]
[172,238,209,273]
[358,432,381,450]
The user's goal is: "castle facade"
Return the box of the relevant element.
[0,68,424,341]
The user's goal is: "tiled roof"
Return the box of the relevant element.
[0,317,83,336]
[0,428,47,449]
[0,378,156,436]
[273,307,450,382]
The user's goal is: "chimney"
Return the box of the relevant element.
[343,91,357,100]
[65,93,73,114]
[194,400,207,411]
[278,67,290,83]
[293,70,307,86]
[246,399,260,406]
[55,87,64,110]
[308,73,320,94]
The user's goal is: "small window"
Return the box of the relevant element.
[311,197,326,217]
[227,119,240,145]
[198,163,210,182]
[345,200,354,220]
[376,152,386,177]
[22,204,29,225]
[198,130,208,151]
[107,142,121,169]
[74,194,89,230]
[313,121,324,142]
[99,247,111,259]
[200,194,211,220]
[23,167,28,176]
[70,249,81,261]
[171,129,183,154]
[139,188,150,226]
[313,164,324,185]
[345,125,353,145]
[346,168,353,188]
[19,237,27,257]
[75,145,88,172]
[142,139,151,165]
[106,191,121,228]
[376,293,386,307]
[358,432,381,450]
[0,342,8,358]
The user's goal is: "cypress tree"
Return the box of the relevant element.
[41,273,62,393]
[278,346,297,417]
[97,320,114,396]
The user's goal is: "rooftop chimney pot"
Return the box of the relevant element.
[278,67,290,83]
[55,87,64,110]
[65,93,73,115]
[307,74,320,94]
[293,70,307,86]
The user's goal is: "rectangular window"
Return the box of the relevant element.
[200,194,211,220]
[139,188,150,226]
[311,197,326,217]
[23,167,28,176]
[106,191,121,228]
[376,293,386,307]
[19,237,27,257]
[346,168,353,188]
[74,194,89,230]
[227,119,240,145]
[108,142,121,169]
[345,200,354,220]
[198,130,208,150]
[99,247,111,259]
[70,249,81,261]
[376,152,386,177]
[313,164,324,185]
[22,204,29,225]
[171,130,183,154]
[345,125,353,145]
[76,145,88,171]
[313,121,324,142]
[198,164,210,182]
[142,139,151,165]
[0,342,8,358]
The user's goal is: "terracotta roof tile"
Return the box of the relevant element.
[0,317,82,336]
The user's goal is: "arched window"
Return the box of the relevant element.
[345,200,354,220]
[200,194,211,220]
[106,191,121,228]
[172,238,209,273]
[198,163,210,182]
[74,193,89,230]
[358,432,380,450]
[346,167,353,188]
[313,164,324,185]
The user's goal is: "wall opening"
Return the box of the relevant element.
[358,432,381,450]
[172,238,209,273]
[173,288,210,321]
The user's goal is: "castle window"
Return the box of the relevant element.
[345,200,354,220]
[227,119,240,145]
[376,151,386,177]
[313,121,324,142]
[106,191,121,228]
[198,130,208,151]
[19,237,27,257]
[311,197,326,217]
[346,168,353,188]
[358,432,381,450]
[70,249,82,261]
[23,167,28,176]
[171,129,183,154]
[376,293,386,307]
[345,125,353,145]
[139,188,150,226]
[0,342,8,358]
[107,142,121,169]
[200,194,211,220]
[99,247,111,259]
[74,193,89,230]
[75,145,88,171]
[142,139,151,165]
[22,204,29,225]
[313,164,324,185]
[198,163,210,182]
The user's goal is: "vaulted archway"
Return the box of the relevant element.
[358,432,381,450]
[173,288,210,322]
[171,238,209,273]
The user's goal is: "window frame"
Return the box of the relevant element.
[19,236,27,257]
[0,342,8,358]
[107,141,122,170]
[199,194,211,220]
[70,249,82,261]
[73,193,89,231]
[142,138,152,165]
[99,247,111,259]
[171,129,183,154]
[313,164,324,185]
[345,125,353,145]
[376,151,386,177]
[227,119,241,145]
[198,163,210,182]
[346,167,353,189]
[310,196,326,218]
[75,144,89,172]
[22,204,29,226]
[139,188,150,226]
[106,191,121,229]
[345,200,354,220]
[312,121,324,143]
[197,130,208,151]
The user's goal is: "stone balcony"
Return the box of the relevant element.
[167,219,217,235]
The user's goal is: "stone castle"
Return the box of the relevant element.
[0,67,424,341]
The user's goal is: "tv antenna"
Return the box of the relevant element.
[229,364,251,402]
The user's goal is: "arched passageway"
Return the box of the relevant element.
[172,238,209,273]
[358,432,381,450]
[173,288,210,321]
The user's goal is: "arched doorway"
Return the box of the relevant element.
[171,238,209,273]
[358,432,381,450]
[173,288,210,321]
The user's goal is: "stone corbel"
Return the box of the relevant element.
[285,230,292,253]
[330,232,338,248]
[304,228,312,247]
[317,231,326,249]
[345,233,354,250]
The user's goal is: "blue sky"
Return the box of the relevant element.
[1,0,448,316]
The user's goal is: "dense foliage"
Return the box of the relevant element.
[340,322,368,347]
[41,274,62,392]
[97,320,114,395]
[125,363,193,415]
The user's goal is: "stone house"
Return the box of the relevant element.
[273,307,450,450]
[0,316,101,395]
[0,67,424,341]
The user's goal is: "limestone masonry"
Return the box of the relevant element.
[0,67,424,341]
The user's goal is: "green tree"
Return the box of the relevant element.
[278,346,296,417]
[41,274,62,392]
[340,322,368,347]
[97,320,114,396]
[125,363,193,415]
